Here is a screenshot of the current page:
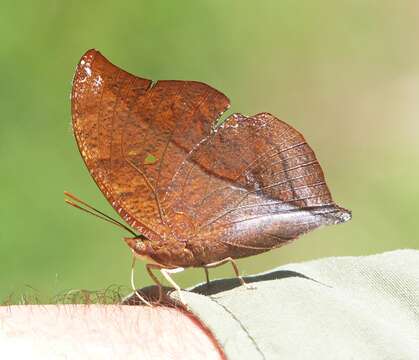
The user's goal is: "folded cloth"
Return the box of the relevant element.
[171,250,419,360]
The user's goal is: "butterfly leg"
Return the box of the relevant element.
[130,255,153,307]
[146,264,186,304]
[204,257,248,287]
[204,268,210,287]
[145,264,164,302]
[161,267,185,304]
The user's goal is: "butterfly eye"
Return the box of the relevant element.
[135,240,146,251]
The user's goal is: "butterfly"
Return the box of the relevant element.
[66,49,351,305]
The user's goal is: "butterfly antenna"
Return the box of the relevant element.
[64,191,137,237]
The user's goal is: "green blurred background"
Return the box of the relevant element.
[1,1,418,302]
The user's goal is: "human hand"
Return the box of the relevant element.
[0,303,223,359]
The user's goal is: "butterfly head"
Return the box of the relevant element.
[124,236,147,254]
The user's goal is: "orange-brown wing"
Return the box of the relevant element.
[71,50,230,241]
[163,112,351,258]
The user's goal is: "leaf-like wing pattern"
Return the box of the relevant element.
[72,50,351,267]
[163,113,350,264]
[71,50,230,243]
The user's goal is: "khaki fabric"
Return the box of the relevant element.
[171,250,419,360]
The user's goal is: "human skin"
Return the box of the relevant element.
[0,305,224,359]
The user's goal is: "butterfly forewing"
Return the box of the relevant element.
[71,50,230,242]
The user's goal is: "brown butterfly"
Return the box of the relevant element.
[66,49,351,305]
